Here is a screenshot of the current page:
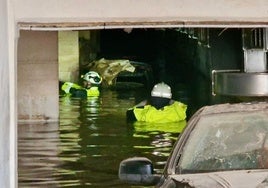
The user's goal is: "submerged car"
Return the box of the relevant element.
[119,102,268,187]
[115,61,154,88]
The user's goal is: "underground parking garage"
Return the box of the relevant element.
[16,27,250,187]
[17,27,246,122]
[16,26,268,187]
[20,25,268,120]
[3,1,268,187]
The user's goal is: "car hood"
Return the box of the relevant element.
[170,170,268,188]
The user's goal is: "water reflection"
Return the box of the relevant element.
[18,122,61,187]
[18,89,188,187]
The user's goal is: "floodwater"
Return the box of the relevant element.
[18,82,207,188]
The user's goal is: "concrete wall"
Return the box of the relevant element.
[1,0,17,187]
[17,31,58,122]
[0,0,12,186]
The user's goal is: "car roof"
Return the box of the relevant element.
[164,101,268,175]
[199,101,268,116]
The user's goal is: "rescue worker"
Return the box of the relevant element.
[60,71,102,98]
[126,82,187,123]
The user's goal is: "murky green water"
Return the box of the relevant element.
[18,87,189,187]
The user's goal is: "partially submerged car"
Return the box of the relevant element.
[115,61,154,88]
[119,102,268,187]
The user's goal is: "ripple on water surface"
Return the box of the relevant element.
[18,89,182,187]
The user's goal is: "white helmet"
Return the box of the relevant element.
[81,71,102,85]
[151,82,172,99]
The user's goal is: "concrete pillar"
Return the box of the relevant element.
[58,31,79,83]
[1,0,17,187]
[17,31,59,122]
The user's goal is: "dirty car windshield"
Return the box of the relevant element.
[178,111,268,173]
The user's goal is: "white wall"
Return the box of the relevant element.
[0,0,11,186]
[14,0,268,26]
[1,0,17,187]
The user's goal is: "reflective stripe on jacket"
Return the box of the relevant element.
[61,82,100,97]
[62,82,82,93]
[133,101,187,123]
[86,86,100,97]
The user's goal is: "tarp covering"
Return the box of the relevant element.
[87,58,135,86]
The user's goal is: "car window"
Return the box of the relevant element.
[177,111,268,173]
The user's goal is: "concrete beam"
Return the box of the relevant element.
[15,0,268,29]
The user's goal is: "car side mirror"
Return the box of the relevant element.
[118,157,160,186]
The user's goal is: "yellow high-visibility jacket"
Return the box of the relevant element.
[133,101,187,123]
[61,82,100,97]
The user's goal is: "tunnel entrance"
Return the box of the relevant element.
[77,28,244,110]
